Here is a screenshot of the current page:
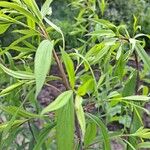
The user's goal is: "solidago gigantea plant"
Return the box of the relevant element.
[0,0,150,150]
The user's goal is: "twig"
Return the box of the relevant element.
[134,51,140,94]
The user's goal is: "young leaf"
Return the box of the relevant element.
[44,17,65,49]
[41,90,73,115]
[41,0,53,18]
[75,95,86,138]
[56,97,74,150]
[61,50,75,89]
[98,0,107,16]
[77,79,94,96]
[34,40,53,98]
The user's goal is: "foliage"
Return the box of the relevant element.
[0,0,150,150]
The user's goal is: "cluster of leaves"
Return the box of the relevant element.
[0,0,150,150]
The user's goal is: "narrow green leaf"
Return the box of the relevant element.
[0,23,11,34]
[0,81,25,95]
[84,122,97,146]
[34,40,53,98]
[98,0,107,16]
[41,90,73,114]
[122,72,136,97]
[0,119,27,132]
[41,0,53,18]
[0,106,42,119]
[88,29,115,37]
[87,113,111,150]
[123,95,150,101]
[0,1,39,23]
[135,42,150,71]
[56,97,74,150]
[75,95,86,138]
[44,17,65,49]
[61,50,75,89]
[77,79,93,96]
[23,0,42,21]
[0,63,34,80]
[137,142,150,149]
[33,123,55,150]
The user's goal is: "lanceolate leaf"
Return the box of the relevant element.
[137,142,150,149]
[135,42,150,71]
[41,0,53,18]
[0,1,39,23]
[56,97,74,150]
[0,119,27,132]
[34,40,53,98]
[33,123,56,150]
[0,23,11,34]
[77,79,94,96]
[23,0,42,21]
[41,90,73,114]
[61,50,75,89]
[75,95,86,138]
[84,122,97,146]
[87,113,111,150]
[0,63,34,80]
[0,81,25,95]
[123,95,150,101]
[0,106,42,119]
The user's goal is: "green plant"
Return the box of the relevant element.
[0,0,150,150]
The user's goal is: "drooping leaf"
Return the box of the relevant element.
[44,17,65,49]
[56,97,74,150]
[41,90,73,114]
[75,95,86,138]
[34,40,53,97]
